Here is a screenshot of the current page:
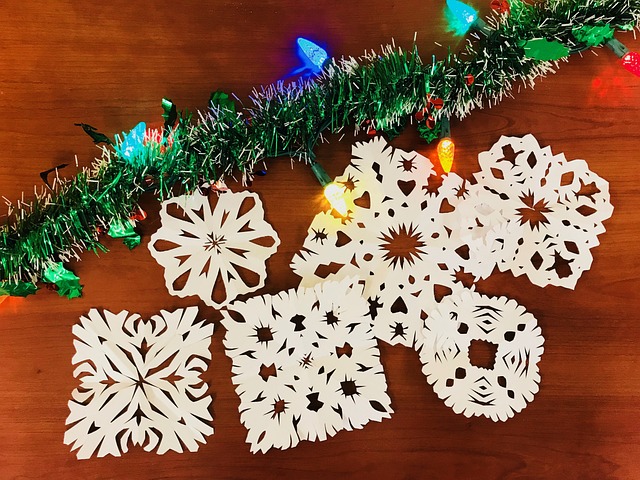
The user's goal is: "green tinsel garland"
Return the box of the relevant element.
[1,0,639,296]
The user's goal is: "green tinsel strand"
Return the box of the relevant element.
[0,281,37,297]
[0,0,639,288]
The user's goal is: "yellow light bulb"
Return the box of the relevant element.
[437,137,455,173]
[324,182,348,216]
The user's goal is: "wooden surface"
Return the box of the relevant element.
[1,1,640,479]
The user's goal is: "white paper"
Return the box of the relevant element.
[418,290,544,422]
[149,191,280,308]
[221,277,393,453]
[292,136,612,352]
[291,138,477,349]
[64,307,214,459]
[469,134,613,288]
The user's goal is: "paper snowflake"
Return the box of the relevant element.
[64,307,214,459]
[419,290,544,422]
[221,277,393,453]
[149,191,280,308]
[467,134,613,288]
[291,138,477,348]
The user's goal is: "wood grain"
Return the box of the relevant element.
[1,1,640,479]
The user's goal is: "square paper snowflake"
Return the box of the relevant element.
[221,277,393,453]
[64,307,214,459]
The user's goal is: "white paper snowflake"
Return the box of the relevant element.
[64,307,214,459]
[149,191,280,308]
[291,138,478,348]
[467,134,613,288]
[221,277,393,454]
[419,290,544,422]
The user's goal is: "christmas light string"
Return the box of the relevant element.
[0,0,639,298]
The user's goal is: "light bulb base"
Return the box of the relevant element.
[437,117,455,173]
[605,38,629,58]
[472,17,492,36]
[311,161,332,187]
[440,116,451,138]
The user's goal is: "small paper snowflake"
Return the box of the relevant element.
[291,138,476,348]
[468,134,613,288]
[64,307,214,459]
[149,191,280,308]
[419,290,544,422]
[221,277,393,453]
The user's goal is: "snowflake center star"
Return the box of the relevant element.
[339,379,360,398]
[312,228,328,244]
[390,322,407,341]
[324,310,339,327]
[340,174,356,192]
[299,353,313,368]
[203,232,226,253]
[456,180,469,198]
[379,223,425,268]
[270,398,288,420]
[400,154,417,172]
[134,371,146,388]
[516,192,552,230]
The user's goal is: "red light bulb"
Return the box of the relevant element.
[622,51,640,77]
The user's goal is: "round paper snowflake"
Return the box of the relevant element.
[469,134,613,288]
[419,290,544,422]
[149,191,280,308]
[64,307,214,459]
[222,277,393,453]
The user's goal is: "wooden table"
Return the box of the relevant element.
[1,1,639,478]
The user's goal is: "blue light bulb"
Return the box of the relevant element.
[445,0,479,36]
[117,121,146,161]
[295,37,329,76]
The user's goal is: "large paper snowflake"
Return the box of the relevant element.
[419,290,545,422]
[462,134,613,288]
[292,136,612,350]
[149,191,280,308]
[291,138,479,348]
[221,277,393,453]
[64,307,214,459]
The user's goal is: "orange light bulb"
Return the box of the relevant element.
[437,137,455,173]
